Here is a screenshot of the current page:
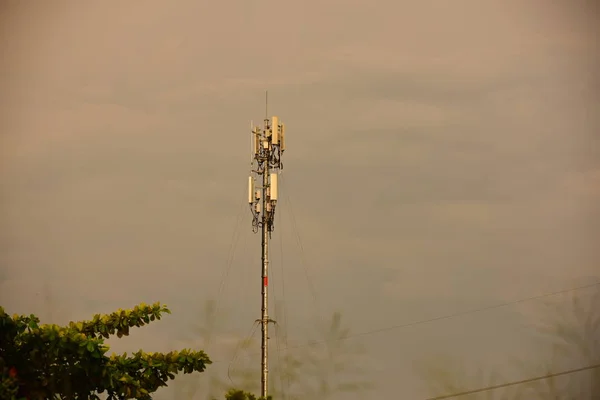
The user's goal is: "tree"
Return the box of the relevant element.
[293,311,373,399]
[0,302,211,400]
[174,300,373,400]
[173,300,228,400]
[221,389,271,400]
[515,287,600,399]
[260,311,372,400]
[417,286,600,399]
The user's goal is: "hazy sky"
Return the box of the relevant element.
[1,1,599,398]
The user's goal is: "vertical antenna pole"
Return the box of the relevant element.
[260,91,269,399]
[261,145,269,398]
[248,94,285,399]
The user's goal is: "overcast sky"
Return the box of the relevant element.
[1,1,599,398]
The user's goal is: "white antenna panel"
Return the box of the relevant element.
[255,190,261,199]
[262,140,269,149]
[280,123,285,151]
[250,123,254,161]
[270,173,278,201]
[248,176,254,203]
[253,131,259,155]
[255,203,261,213]
[271,116,279,145]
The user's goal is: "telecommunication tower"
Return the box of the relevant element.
[248,94,286,399]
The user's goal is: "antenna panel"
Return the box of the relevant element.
[280,123,285,151]
[253,130,259,155]
[248,176,254,203]
[270,173,278,201]
[272,116,279,145]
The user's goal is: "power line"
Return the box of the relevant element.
[333,280,600,342]
[424,363,600,399]
[205,182,247,352]
[212,281,599,363]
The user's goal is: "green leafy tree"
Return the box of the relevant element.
[0,302,211,400]
[221,388,270,400]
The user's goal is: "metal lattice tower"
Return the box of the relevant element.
[248,94,286,399]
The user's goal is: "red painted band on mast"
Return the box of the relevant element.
[263,276,268,286]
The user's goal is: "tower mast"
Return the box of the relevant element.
[248,93,286,399]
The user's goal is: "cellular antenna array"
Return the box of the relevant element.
[248,92,286,399]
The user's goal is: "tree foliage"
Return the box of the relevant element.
[221,389,270,400]
[0,302,211,400]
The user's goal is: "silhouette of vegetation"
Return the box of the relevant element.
[173,300,228,400]
[417,286,600,399]
[221,389,270,400]
[0,303,210,399]
[287,311,373,399]
[514,287,600,399]
[175,300,373,400]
